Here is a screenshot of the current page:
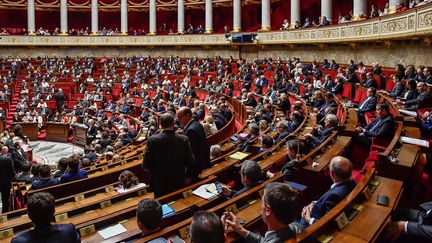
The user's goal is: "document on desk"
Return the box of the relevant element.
[98,224,127,239]
[193,184,218,200]
[400,136,430,147]
[399,109,417,117]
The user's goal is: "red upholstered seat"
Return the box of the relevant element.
[342,83,353,99]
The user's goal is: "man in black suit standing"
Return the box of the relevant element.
[177,107,211,178]
[86,119,98,145]
[0,146,15,213]
[11,192,80,243]
[143,113,196,197]
[55,88,66,112]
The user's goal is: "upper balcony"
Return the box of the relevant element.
[0,4,431,46]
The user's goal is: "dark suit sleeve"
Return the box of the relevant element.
[311,192,342,220]
[406,222,432,241]
[142,140,153,170]
[184,137,196,178]
[364,120,394,138]
[405,93,426,106]
[358,98,376,113]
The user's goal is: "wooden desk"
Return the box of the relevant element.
[72,124,87,146]
[45,122,69,142]
[11,122,38,140]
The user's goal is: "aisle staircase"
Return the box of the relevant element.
[6,78,23,125]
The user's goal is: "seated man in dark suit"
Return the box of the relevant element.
[11,192,80,243]
[379,201,432,242]
[397,82,432,111]
[304,114,338,149]
[356,87,377,125]
[222,160,263,198]
[300,156,356,228]
[136,198,162,237]
[191,211,225,243]
[314,92,337,122]
[31,164,60,190]
[363,72,378,88]
[354,102,396,148]
[222,182,298,242]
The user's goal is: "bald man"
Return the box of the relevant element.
[300,156,357,228]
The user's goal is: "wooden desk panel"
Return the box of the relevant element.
[11,122,38,141]
[45,122,69,142]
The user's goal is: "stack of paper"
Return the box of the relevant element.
[193,184,218,200]
[98,224,127,239]
[228,152,249,160]
[400,136,430,147]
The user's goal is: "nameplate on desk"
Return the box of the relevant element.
[75,194,85,202]
[121,160,127,165]
[90,165,96,170]
[100,200,112,209]
[105,186,114,193]
[55,213,68,222]
[0,228,13,239]
[317,234,333,243]
[178,226,190,239]
[102,166,108,171]
[224,204,238,213]
[362,187,372,200]
[79,225,96,237]
[182,189,193,199]
[137,189,147,196]
[335,212,349,230]
[0,215,7,223]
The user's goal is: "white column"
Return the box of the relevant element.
[232,0,241,32]
[27,0,35,35]
[321,0,332,21]
[290,0,300,28]
[260,0,270,31]
[352,0,367,20]
[149,0,157,34]
[177,0,185,33]
[91,0,98,34]
[205,0,213,33]
[120,0,128,34]
[60,0,68,34]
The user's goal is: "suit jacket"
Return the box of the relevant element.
[363,78,377,88]
[11,149,28,172]
[364,114,396,138]
[390,81,404,98]
[0,155,15,185]
[184,120,211,176]
[358,96,377,113]
[405,91,432,110]
[244,226,296,243]
[318,101,337,117]
[310,127,335,147]
[311,179,357,220]
[143,130,196,197]
[12,224,80,243]
[405,202,432,241]
[87,125,98,138]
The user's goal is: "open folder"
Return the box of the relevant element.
[193,184,219,200]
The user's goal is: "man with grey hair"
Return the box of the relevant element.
[304,113,338,149]
[222,182,298,242]
[300,156,356,228]
[222,160,263,198]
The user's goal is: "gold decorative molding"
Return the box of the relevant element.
[1,5,432,46]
